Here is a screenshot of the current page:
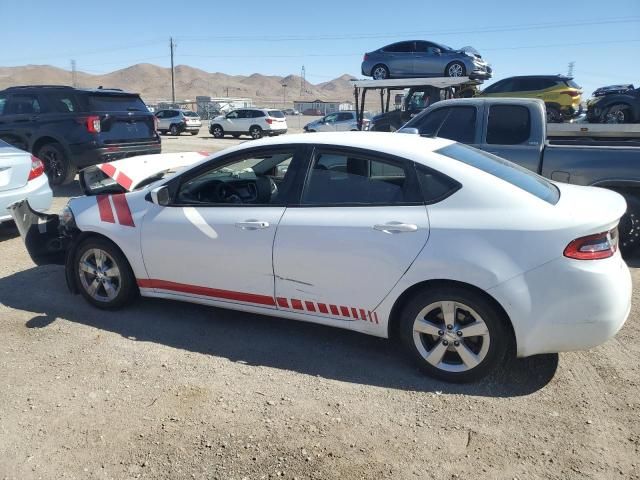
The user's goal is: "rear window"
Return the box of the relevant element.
[182,110,198,117]
[436,143,560,204]
[268,110,285,118]
[564,79,581,89]
[88,94,147,112]
[486,105,531,145]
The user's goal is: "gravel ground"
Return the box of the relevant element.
[0,130,639,480]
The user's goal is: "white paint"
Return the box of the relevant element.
[183,207,218,239]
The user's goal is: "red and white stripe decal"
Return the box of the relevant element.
[137,279,380,323]
[96,194,135,227]
[97,163,134,191]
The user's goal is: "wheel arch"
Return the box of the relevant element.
[387,279,516,347]
[32,135,70,157]
[65,230,138,294]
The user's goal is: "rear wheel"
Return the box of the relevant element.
[190,130,199,136]
[37,142,76,186]
[372,64,390,80]
[445,61,466,77]
[618,193,640,256]
[546,106,563,123]
[603,104,633,124]
[74,237,138,309]
[398,286,510,383]
[250,126,263,139]
[170,124,180,136]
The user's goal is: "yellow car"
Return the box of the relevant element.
[478,75,582,122]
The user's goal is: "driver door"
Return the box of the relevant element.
[318,113,338,132]
[140,145,307,309]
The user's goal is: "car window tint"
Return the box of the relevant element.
[414,41,432,53]
[487,105,531,145]
[414,108,448,136]
[421,107,476,143]
[268,110,284,118]
[6,94,41,114]
[226,111,239,119]
[88,94,146,112]
[565,79,581,89]
[47,92,79,113]
[0,94,6,115]
[183,111,198,117]
[384,41,413,53]
[302,151,415,205]
[337,112,353,121]
[415,164,461,203]
[175,150,297,205]
[436,143,560,204]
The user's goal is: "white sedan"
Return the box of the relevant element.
[0,139,52,224]
[9,133,631,382]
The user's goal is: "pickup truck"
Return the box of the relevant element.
[400,98,640,254]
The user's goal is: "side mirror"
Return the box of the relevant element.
[398,127,419,135]
[150,185,170,206]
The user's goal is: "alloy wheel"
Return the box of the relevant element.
[78,248,122,302]
[412,301,490,373]
[448,64,464,77]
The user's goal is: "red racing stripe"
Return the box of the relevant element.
[329,305,339,315]
[137,279,276,306]
[373,312,379,324]
[99,163,116,177]
[317,303,329,314]
[340,306,350,317]
[305,301,316,312]
[111,194,135,227]
[291,299,304,310]
[276,297,289,308]
[359,309,367,321]
[96,195,115,223]
[116,171,134,190]
[351,308,358,318]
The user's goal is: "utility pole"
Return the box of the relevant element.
[170,37,176,105]
[71,59,77,87]
[300,65,306,96]
[282,84,287,108]
[567,61,575,77]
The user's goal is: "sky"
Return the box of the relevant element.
[1,0,639,97]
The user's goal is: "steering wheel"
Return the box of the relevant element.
[214,182,242,203]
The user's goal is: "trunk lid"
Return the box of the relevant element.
[0,141,31,192]
[554,182,626,234]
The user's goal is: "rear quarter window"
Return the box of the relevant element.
[88,94,147,112]
[436,143,560,205]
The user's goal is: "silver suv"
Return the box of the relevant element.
[155,109,202,136]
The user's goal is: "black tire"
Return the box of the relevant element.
[398,286,510,383]
[546,106,563,123]
[445,61,466,77]
[73,237,138,309]
[190,130,199,136]
[618,193,640,257]
[37,142,76,186]
[170,124,180,136]
[211,125,224,138]
[602,104,633,124]
[249,126,263,139]
[371,64,390,80]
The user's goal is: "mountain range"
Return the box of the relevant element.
[0,64,358,106]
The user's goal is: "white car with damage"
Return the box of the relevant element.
[9,133,631,382]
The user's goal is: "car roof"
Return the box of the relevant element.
[1,85,138,95]
[498,75,572,81]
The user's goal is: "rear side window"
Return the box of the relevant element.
[416,107,477,144]
[436,143,560,204]
[46,92,79,113]
[88,94,147,112]
[183,110,198,117]
[0,94,6,115]
[383,42,413,53]
[415,164,461,203]
[565,79,581,89]
[268,110,285,118]
[302,151,419,205]
[486,105,531,145]
[6,94,42,114]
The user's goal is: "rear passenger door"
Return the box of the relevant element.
[0,93,44,151]
[383,41,415,76]
[273,147,429,320]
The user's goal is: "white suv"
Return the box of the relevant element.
[209,108,288,139]
[155,109,202,136]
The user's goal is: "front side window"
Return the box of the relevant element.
[436,143,560,204]
[155,111,165,118]
[336,112,353,121]
[175,149,298,206]
[415,107,477,144]
[486,105,531,145]
[324,113,338,123]
[301,151,418,205]
[226,111,239,119]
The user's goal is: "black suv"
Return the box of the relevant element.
[0,86,161,184]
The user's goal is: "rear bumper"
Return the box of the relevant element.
[489,253,631,357]
[0,174,52,223]
[267,128,287,135]
[69,139,162,168]
[7,199,69,265]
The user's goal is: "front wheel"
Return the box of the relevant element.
[37,142,76,186]
[211,125,224,138]
[603,104,633,124]
[74,237,138,309]
[249,126,263,139]
[398,286,510,383]
[445,61,466,77]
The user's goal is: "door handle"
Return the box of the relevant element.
[373,222,418,234]
[235,220,270,230]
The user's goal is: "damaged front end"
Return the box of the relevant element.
[8,199,73,266]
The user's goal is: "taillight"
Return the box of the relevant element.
[561,90,581,97]
[86,115,101,133]
[153,115,159,131]
[363,53,369,61]
[265,118,273,124]
[564,228,618,260]
[28,155,45,181]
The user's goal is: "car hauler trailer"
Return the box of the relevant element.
[351,77,481,130]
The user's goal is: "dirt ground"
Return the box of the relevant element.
[1,128,639,480]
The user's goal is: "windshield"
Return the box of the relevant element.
[435,143,560,205]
